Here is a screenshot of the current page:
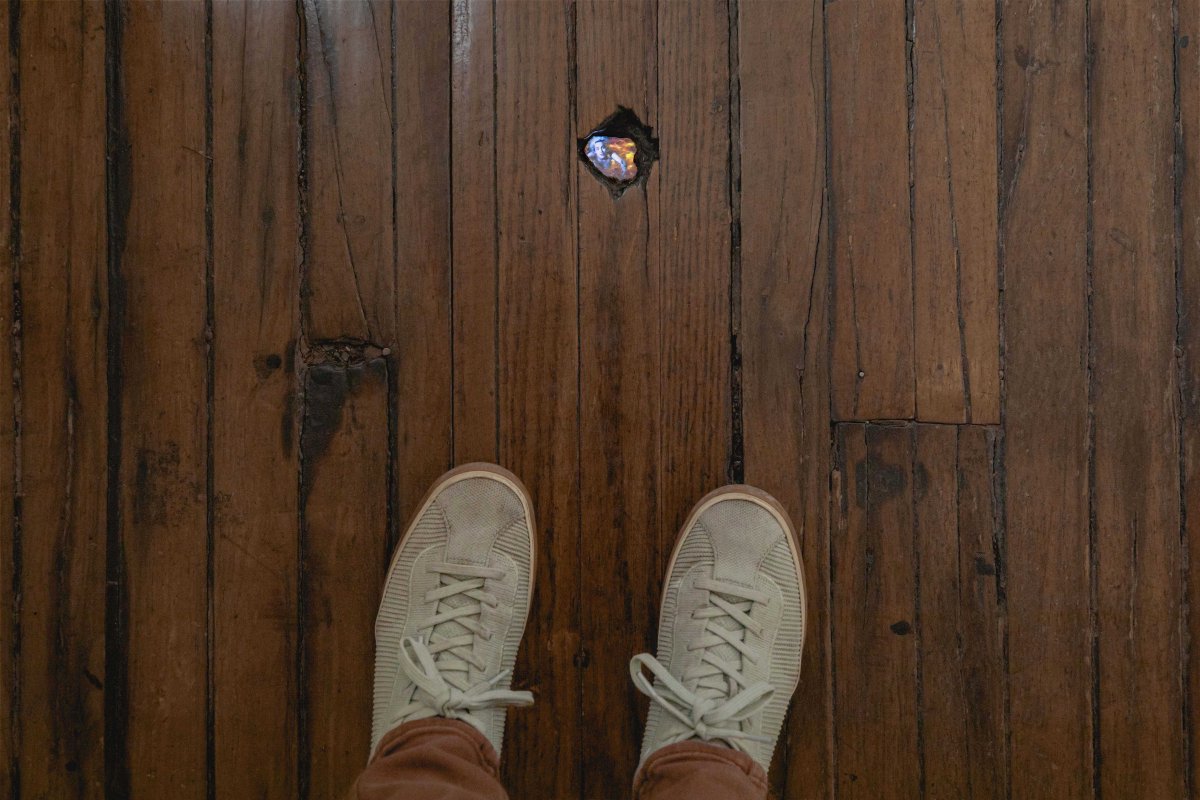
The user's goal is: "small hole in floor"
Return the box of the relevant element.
[578,107,659,198]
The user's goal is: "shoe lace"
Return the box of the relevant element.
[391,562,533,736]
[631,577,774,750]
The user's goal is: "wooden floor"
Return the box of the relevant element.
[1,0,1198,798]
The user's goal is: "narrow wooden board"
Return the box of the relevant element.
[211,2,302,796]
[300,360,390,797]
[1000,0,1093,795]
[736,0,832,794]
[0,0,13,791]
[493,3,581,796]
[114,2,210,794]
[913,425,959,796]
[1182,0,1200,781]
[912,0,1000,424]
[831,423,919,798]
[1091,1,1184,796]
[953,426,1009,797]
[15,2,108,796]
[450,0,499,465]
[914,425,1008,799]
[393,0,453,522]
[828,0,915,421]
[575,0,659,791]
[655,0,732,570]
[303,0,395,344]
[299,8,397,788]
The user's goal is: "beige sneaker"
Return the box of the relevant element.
[372,463,536,757]
[631,485,807,774]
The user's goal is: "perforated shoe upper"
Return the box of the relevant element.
[632,488,806,775]
[372,466,536,758]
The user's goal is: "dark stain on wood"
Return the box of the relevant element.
[254,353,283,380]
[300,358,387,474]
[299,360,379,475]
[132,443,182,526]
[853,455,907,507]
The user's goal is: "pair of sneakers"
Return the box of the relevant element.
[371,463,807,777]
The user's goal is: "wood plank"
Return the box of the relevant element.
[1000,0,1092,794]
[1090,1,1184,796]
[913,425,959,797]
[393,0,452,521]
[493,3,580,796]
[210,2,301,796]
[450,0,499,464]
[575,0,659,792]
[300,360,389,797]
[912,0,1000,424]
[953,426,1009,797]
[914,425,1007,799]
[828,0,914,421]
[655,0,731,566]
[1182,0,1200,781]
[303,0,394,344]
[736,0,832,794]
[831,423,919,798]
[114,2,210,794]
[15,2,108,796]
[0,1,14,793]
[299,5,396,788]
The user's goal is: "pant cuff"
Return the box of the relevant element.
[370,717,502,778]
[632,740,768,797]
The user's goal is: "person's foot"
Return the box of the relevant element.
[630,485,807,775]
[372,463,537,757]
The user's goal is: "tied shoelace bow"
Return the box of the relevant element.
[391,562,533,737]
[631,577,775,751]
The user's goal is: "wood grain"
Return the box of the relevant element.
[450,0,499,465]
[953,426,1009,798]
[299,5,397,790]
[914,425,1007,799]
[114,2,210,794]
[575,0,659,793]
[1000,0,1093,795]
[15,2,108,796]
[0,0,12,791]
[211,1,301,796]
[5,6,1197,796]
[736,0,832,795]
[393,0,453,523]
[832,423,919,799]
[493,3,581,796]
[303,0,395,344]
[828,0,915,422]
[912,0,1000,424]
[1090,1,1184,796]
[1182,0,1200,781]
[300,360,389,797]
[655,0,732,563]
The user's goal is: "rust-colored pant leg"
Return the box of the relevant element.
[348,718,509,800]
[632,742,768,800]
